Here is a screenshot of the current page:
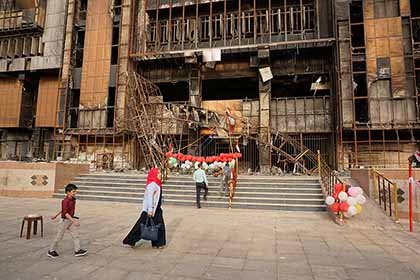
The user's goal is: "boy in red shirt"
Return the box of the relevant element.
[47,184,88,258]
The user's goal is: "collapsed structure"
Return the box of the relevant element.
[0,0,419,173]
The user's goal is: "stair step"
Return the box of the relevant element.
[70,181,320,189]
[53,173,325,212]
[52,195,325,212]
[60,187,323,198]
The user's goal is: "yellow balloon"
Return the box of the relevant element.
[355,204,362,214]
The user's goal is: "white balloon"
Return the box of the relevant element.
[347,196,357,206]
[325,196,335,206]
[338,191,348,202]
[181,163,186,169]
[348,206,358,216]
[356,187,363,195]
[357,195,366,205]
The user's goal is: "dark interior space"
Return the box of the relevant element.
[69,89,80,128]
[202,78,258,100]
[355,98,369,123]
[350,0,364,23]
[158,82,190,102]
[107,87,115,128]
[354,74,368,97]
[413,19,420,42]
[351,24,365,47]
[353,61,366,72]
[411,0,420,17]
[271,75,331,98]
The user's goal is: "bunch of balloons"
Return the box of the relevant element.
[166,153,238,171]
[165,152,242,163]
[325,183,366,218]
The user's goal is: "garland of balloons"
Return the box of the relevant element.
[325,183,366,218]
[165,152,242,171]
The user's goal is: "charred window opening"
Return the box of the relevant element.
[158,82,189,102]
[202,78,258,101]
[353,61,366,72]
[271,75,331,98]
[413,19,420,43]
[411,0,420,17]
[69,89,80,128]
[107,87,115,128]
[354,74,368,97]
[350,0,364,23]
[110,8,121,65]
[21,79,38,128]
[111,30,120,64]
[145,0,317,52]
[351,24,365,48]
[113,0,122,18]
[355,99,369,123]
[75,28,85,67]
[78,0,88,22]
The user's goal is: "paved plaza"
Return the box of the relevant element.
[1,197,420,280]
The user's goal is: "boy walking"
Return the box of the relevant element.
[47,184,88,258]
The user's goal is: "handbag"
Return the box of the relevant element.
[140,216,161,241]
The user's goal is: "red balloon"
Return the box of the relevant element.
[334,183,343,193]
[333,192,338,200]
[165,152,172,158]
[330,202,340,213]
[339,202,349,212]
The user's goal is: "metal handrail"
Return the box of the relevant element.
[372,169,399,222]
[317,150,344,197]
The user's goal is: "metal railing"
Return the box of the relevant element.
[317,150,344,197]
[372,169,399,222]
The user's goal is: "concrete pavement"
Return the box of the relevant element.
[1,197,420,279]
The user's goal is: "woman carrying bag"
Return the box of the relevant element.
[123,168,166,249]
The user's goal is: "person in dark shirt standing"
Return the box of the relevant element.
[47,184,88,258]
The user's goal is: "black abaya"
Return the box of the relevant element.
[123,192,166,247]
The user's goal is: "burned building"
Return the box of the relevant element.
[0,0,419,172]
[0,0,66,160]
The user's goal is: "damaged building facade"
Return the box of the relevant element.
[0,0,66,160]
[0,0,419,172]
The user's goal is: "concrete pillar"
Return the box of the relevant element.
[115,0,134,129]
[258,76,271,173]
[188,66,201,155]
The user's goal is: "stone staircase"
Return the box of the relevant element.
[53,173,326,211]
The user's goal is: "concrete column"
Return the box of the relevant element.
[188,66,201,155]
[258,74,271,173]
[115,0,134,129]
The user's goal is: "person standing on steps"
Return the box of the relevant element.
[219,162,231,197]
[123,168,166,249]
[193,163,208,208]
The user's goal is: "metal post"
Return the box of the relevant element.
[317,149,321,179]
[392,182,400,222]
[409,160,413,232]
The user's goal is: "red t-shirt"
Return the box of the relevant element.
[61,197,76,218]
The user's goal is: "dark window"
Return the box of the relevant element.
[107,87,115,128]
